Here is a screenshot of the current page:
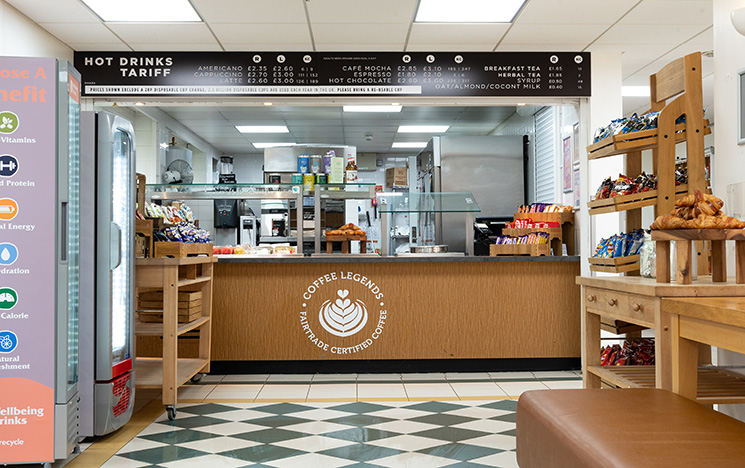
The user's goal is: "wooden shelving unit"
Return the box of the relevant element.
[489,243,550,257]
[134,255,215,420]
[586,52,708,278]
[588,365,745,405]
[588,254,641,274]
[510,211,575,255]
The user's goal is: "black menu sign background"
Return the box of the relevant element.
[74,51,590,97]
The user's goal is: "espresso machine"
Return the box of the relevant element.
[239,215,259,247]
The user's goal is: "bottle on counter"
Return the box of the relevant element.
[345,154,358,182]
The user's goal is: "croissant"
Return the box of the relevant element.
[675,192,697,207]
[651,214,688,230]
[326,230,342,235]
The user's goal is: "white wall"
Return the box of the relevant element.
[713,0,745,421]
[0,0,72,60]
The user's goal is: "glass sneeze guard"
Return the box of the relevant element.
[378,192,481,213]
[377,192,481,257]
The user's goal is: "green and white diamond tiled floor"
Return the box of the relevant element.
[82,371,582,468]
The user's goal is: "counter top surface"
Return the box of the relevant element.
[576,275,745,297]
[216,254,580,264]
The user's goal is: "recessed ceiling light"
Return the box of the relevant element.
[398,125,449,133]
[392,142,428,148]
[622,86,651,97]
[263,102,273,106]
[236,126,289,133]
[79,0,201,22]
[134,102,145,106]
[415,0,526,23]
[343,105,403,113]
[252,142,296,148]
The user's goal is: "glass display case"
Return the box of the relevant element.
[312,183,377,254]
[146,183,305,253]
[378,192,481,256]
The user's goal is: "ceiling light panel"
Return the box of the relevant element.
[343,105,403,113]
[252,143,297,148]
[415,0,526,23]
[236,126,289,133]
[80,0,201,22]
[392,142,428,148]
[398,125,449,133]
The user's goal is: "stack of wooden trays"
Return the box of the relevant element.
[138,290,203,323]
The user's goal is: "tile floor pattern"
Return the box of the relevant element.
[98,371,582,468]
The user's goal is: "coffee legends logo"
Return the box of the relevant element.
[319,289,368,337]
[300,271,388,355]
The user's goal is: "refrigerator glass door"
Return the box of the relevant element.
[66,78,81,392]
[110,129,133,367]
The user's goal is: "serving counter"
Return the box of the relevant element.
[206,255,581,371]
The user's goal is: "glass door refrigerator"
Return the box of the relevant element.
[0,58,80,463]
[79,111,136,437]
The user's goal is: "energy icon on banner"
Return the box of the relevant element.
[319,289,368,337]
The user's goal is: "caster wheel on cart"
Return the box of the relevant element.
[166,406,177,421]
[190,374,203,383]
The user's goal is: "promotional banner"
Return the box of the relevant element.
[74,51,590,98]
[0,56,56,463]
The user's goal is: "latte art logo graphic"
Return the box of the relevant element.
[319,289,368,337]
[299,271,388,355]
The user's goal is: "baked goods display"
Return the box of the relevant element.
[650,190,745,230]
[326,223,366,237]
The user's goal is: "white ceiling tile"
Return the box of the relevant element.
[586,43,674,61]
[70,42,132,52]
[315,44,404,52]
[5,0,100,23]
[306,0,417,24]
[594,24,708,45]
[516,0,635,24]
[106,23,217,45]
[210,23,311,44]
[38,22,121,43]
[406,43,496,52]
[620,1,712,26]
[500,24,608,44]
[495,43,588,52]
[222,43,313,51]
[407,24,509,45]
[312,23,409,45]
[129,43,224,52]
[191,0,307,23]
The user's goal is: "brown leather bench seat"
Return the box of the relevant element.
[516,388,745,468]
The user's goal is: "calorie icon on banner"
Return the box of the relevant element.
[0,288,18,310]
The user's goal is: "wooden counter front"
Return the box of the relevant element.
[210,259,581,361]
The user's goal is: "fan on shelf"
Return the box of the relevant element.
[163,159,193,184]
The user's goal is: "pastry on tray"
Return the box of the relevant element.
[650,190,745,229]
[326,223,366,237]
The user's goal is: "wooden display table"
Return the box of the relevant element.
[577,275,745,402]
[661,296,745,403]
[325,235,367,254]
[134,255,215,420]
[652,229,745,284]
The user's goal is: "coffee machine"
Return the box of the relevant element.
[239,215,259,247]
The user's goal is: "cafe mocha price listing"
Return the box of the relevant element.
[74,51,590,97]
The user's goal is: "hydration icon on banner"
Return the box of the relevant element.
[0,288,17,310]
[0,198,18,221]
[0,330,18,353]
[0,155,18,177]
[0,243,19,265]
